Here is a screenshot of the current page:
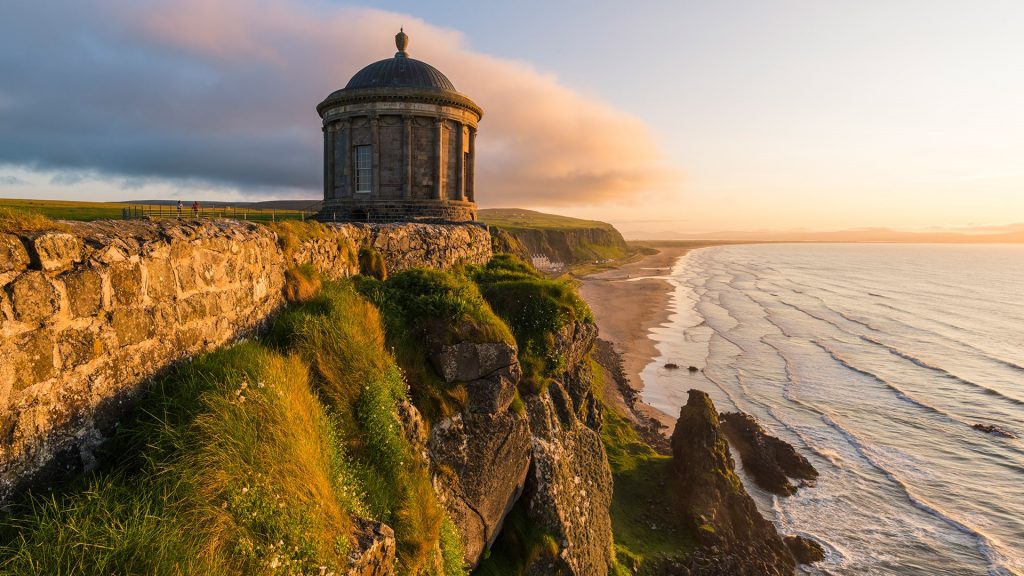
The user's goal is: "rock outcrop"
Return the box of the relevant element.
[520,322,613,576]
[719,411,818,496]
[670,390,797,576]
[426,340,532,566]
[785,535,825,565]
[0,218,490,503]
[347,516,397,576]
[424,315,614,575]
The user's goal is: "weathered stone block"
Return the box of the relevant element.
[61,269,102,318]
[0,234,29,279]
[12,329,55,391]
[173,256,199,293]
[466,371,518,414]
[109,262,142,307]
[111,309,154,346]
[8,272,59,325]
[431,341,517,383]
[145,258,176,300]
[58,328,103,369]
[175,294,214,324]
[31,232,83,272]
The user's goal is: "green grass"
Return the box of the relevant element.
[478,208,618,232]
[0,278,467,576]
[468,255,593,391]
[0,198,308,222]
[354,268,514,422]
[600,384,697,574]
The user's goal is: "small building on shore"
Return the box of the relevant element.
[316,29,483,223]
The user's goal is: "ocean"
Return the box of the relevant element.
[638,243,1024,576]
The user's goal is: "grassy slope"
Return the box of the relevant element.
[0,276,464,576]
[0,198,305,222]
[592,360,697,574]
[477,208,619,232]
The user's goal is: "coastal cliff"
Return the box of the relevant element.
[480,209,629,272]
[0,214,817,575]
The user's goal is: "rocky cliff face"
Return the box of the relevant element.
[426,341,532,566]
[421,319,613,575]
[489,226,628,271]
[0,218,490,503]
[520,322,612,576]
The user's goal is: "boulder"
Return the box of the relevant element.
[719,411,818,496]
[430,341,517,383]
[429,411,531,566]
[346,516,396,576]
[972,423,1017,439]
[30,232,84,272]
[785,535,825,565]
[522,377,613,576]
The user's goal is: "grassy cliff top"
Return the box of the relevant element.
[477,208,618,232]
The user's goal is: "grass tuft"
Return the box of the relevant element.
[283,264,322,303]
[355,268,513,422]
[468,254,593,391]
[358,246,388,280]
[0,207,69,234]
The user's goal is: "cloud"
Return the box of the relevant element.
[0,1,677,206]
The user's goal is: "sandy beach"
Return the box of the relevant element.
[579,242,721,428]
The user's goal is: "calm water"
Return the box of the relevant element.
[639,244,1024,576]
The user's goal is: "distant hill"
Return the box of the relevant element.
[479,208,630,271]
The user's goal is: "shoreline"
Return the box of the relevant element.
[578,241,723,431]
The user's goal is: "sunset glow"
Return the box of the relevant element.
[1,1,1021,237]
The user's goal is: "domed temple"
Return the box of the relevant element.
[316,29,483,222]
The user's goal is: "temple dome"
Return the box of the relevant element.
[343,28,456,92]
[345,57,456,92]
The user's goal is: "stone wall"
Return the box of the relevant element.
[0,218,491,501]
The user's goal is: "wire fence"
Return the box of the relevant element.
[119,204,320,222]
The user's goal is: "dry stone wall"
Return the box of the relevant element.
[0,218,491,501]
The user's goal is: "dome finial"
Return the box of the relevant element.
[395,28,409,57]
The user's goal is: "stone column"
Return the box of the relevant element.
[322,123,330,200]
[403,115,413,199]
[337,119,354,198]
[467,127,476,202]
[339,119,352,198]
[371,115,381,197]
[433,117,444,200]
[456,122,466,201]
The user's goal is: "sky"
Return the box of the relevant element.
[1,0,1022,238]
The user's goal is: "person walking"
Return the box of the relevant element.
[176,200,183,219]
[191,200,199,218]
